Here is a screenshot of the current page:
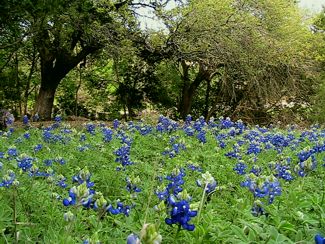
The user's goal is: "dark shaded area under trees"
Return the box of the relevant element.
[1,0,325,125]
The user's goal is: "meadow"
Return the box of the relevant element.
[0,115,325,243]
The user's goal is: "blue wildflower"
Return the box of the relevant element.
[102,127,113,142]
[33,144,43,152]
[16,155,34,172]
[8,146,18,157]
[113,119,120,130]
[0,170,16,188]
[127,233,140,244]
[233,161,247,175]
[315,234,325,244]
[86,123,96,135]
[23,132,30,139]
[23,115,29,125]
[165,197,197,231]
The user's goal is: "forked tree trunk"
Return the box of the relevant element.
[34,41,100,120]
[34,85,58,120]
[179,87,194,119]
[34,57,61,120]
[179,62,207,119]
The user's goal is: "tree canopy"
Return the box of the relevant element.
[0,0,323,124]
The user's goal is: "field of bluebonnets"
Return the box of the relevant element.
[1,114,325,243]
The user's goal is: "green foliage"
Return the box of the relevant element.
[0,118,325,242]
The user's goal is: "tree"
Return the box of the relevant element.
[149,0,320,120]
[1,0,172,120]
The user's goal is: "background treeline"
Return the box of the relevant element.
[1,0,325,124]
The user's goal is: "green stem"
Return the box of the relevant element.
[2,230,9,244]
[13,186,18,244]
[143,161,158,225]
[197,183,208,224]
[175,224,181,238]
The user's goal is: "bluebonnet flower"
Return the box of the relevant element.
[234,120,246,134]
[315,234,325,244]
[44,159,54,166]
[218,117,234,129]
[78,144,92,152]
[247,142,262,155]
[62,186,78,206]
[196,171,217,194]
[57,175,68,188]
[295,155,317,177]
[187,163,202,172]
[55,157,66,165]
[297,147,313,162]
[156,115,178,133]
[8,146,18,157]
[273,163,294,181]
[0,152,4,158]
[165,168,186,195]
[250,165,262,176]
[16,154,34,172]
[42,129,53,143]
[207,117,217,128]
[184,126,195,136]
[193,116,206,132]
[163,138,186,158]
[197,130,207,143]
[185,114,192,125]
[241,174,282,204]
[4,111,15,126]
[33,144,43,152]
[233,161,247,175]
[165,196,197,231]
[80,133,86,141]
[154,168,197,231]
[251,200,266,217]
[102,127,113,142]
[155,186,169,201]
[139,125,153,135]
[219,141,226,148]
[29,166,54,177]
[270,134,289,148]
[127,233,140,244]
[72,167,94,189]
[126,176,141,194]
[115,144,134,167]
[63,183,94,208]
[85,123,96,135]
[0,170,16,188]
[54,115,62,123]
[107,201,131,216]
[227,128,237,137]
[32,113,39,122]
[23,115,29,126]
[113,119,120,130]
[23,132,30,139]
[61,128,72,134]
[225,143,242,159]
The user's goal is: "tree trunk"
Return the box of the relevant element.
[34,82,59,120]
[34,41,100,120]
[178,62,206,119]
[204,80,211,120]
[179,86,193,119]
